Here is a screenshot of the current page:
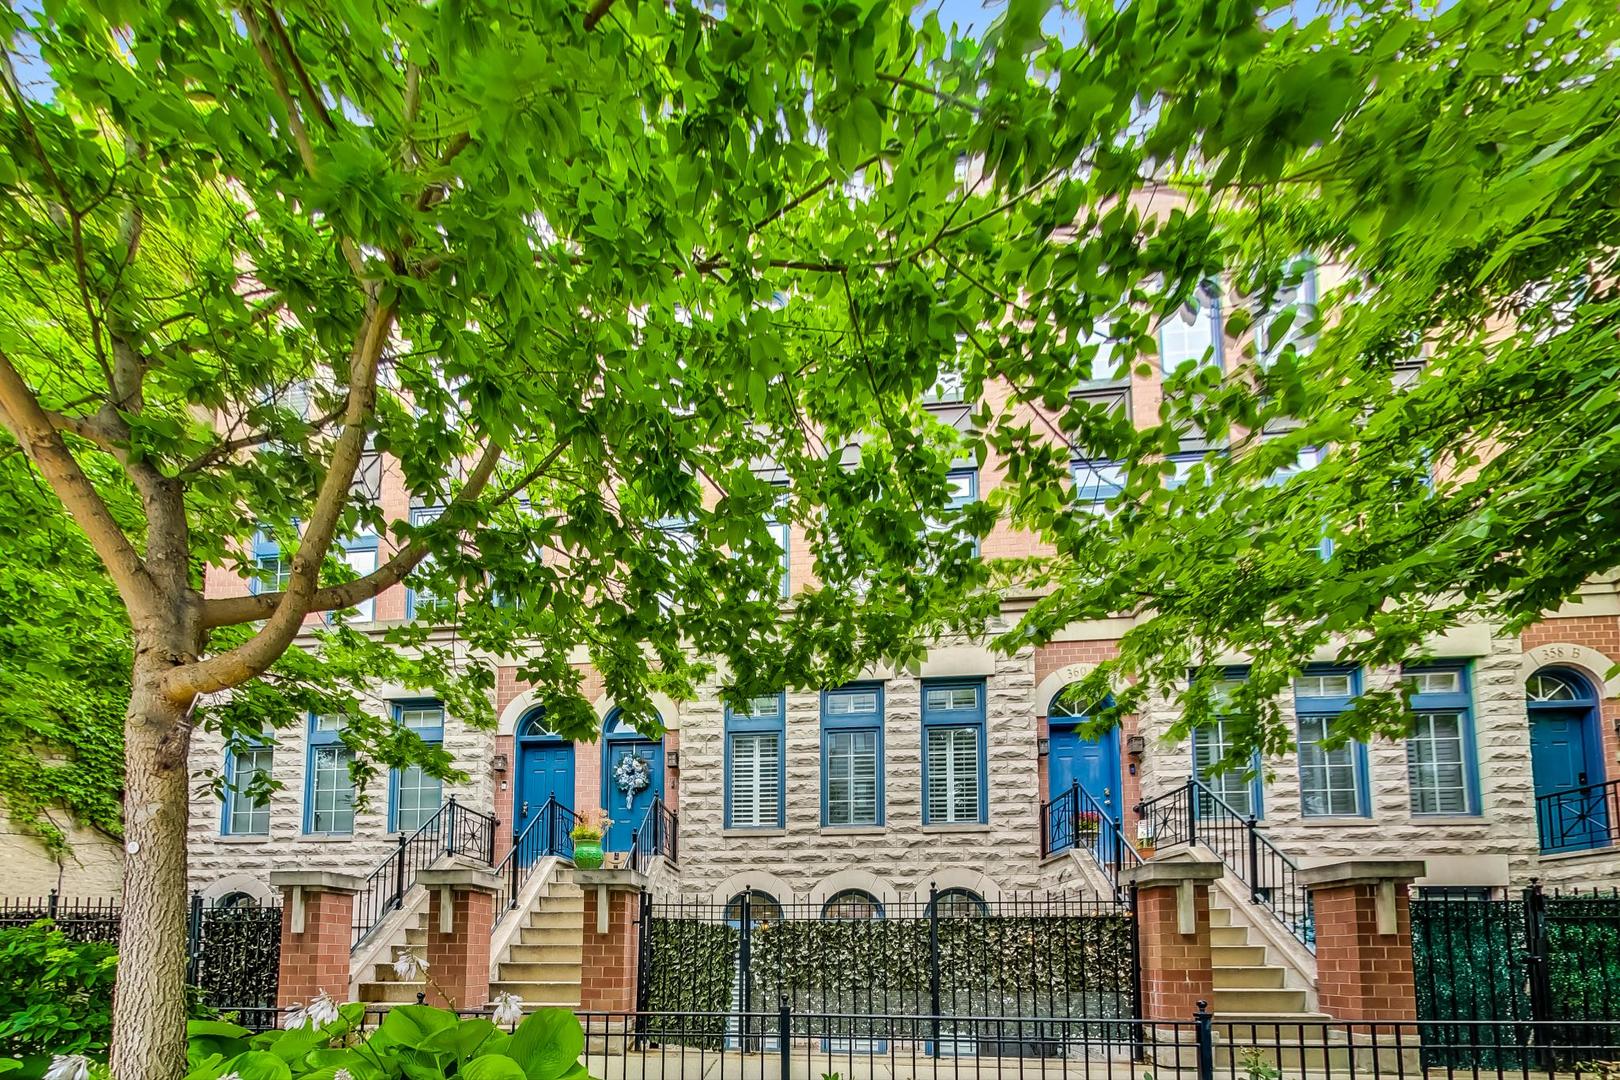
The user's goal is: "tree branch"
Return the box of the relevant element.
[583,0,616,30]
[196,436,510,630]
[166,300,397,695]
[0,347,160,622]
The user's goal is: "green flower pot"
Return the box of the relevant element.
[573,839,604,870]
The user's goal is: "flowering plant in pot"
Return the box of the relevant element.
[1075,810,1101,838]
[570,809,610,870]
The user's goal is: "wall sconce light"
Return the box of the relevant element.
[1126,735,1146,760]
[1037,737,1050,757]
[491,753,509,773]
[668,750,681,770]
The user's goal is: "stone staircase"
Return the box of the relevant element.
[489,868,584,1009]
[1209,903,1321,1017]
[356,909,430,1004]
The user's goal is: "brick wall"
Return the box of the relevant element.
[277,889,354,1010]
[424,886,494,1011]
[1311,882,1417,1020]
[579,886,639,1012]
[1135,882,1213,1020]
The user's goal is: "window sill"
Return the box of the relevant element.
[297,833,358,842]
[214,834,271,845]
[1408,816,1488,827]
[921,823,991,834]
[819,826,886,836]
[1295,817,1377,827]
[722,828,787,839]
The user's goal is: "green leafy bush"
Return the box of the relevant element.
[184,1003,593,1080]
[0,921,117,1060]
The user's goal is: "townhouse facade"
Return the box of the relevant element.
[186,262,1620,918]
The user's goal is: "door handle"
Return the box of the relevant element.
[521,801,530,818]
[1579,773,1589,788]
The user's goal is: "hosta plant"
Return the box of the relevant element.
[183,1003,591,1080]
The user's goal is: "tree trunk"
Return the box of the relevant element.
[109,648,196,1080]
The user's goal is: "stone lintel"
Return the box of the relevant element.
[268,870,364,894]
[1298,860,1427,889]
[1121,860,1224,888]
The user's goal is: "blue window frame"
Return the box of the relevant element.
[389,701,445,834]
[1192,669,1264,819]
[922,680,987,825]
[406,507,451,621]
[1405,663,1480,816]
[1295,667,1371,818]
[251,529,291,594]
[221,738,273,836]
[1159,282,1224,372]
[925,469,980,556]
[304,713,355,834]
[768,483,790,599]
[1257,257,1319,364]
[821,686,884,827]
[331,533,379,622]
[725,694,786,829]
[1072,459,1125,513]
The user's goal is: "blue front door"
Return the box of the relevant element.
[515,740,575,840]
[1532,707,1607,850]
[1048,724,1121,855]
[604,739,663,851]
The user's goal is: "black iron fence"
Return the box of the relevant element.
[1136,778,1314,949]
[1041,781,1141,902]
[352,795,497,947]
[629,797,678,875]
[638,889,1137,1048]
[567,1008,1620,1080]
[493,796,580,919]
[1539,778,1620,853]
[0,891,281,1027]
[1412,882,1620,1064]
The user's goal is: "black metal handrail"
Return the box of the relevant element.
[1536,777,1620,853]
[1135,778,1314,950]
[1039,781,1140,903]
[492,796,580,919]
[351,795,496,948]
[629,796,678,875]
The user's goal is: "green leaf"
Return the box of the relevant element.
[459,1055,530,1080]
[219,1051,292,1080]
[507,1008,585,1080]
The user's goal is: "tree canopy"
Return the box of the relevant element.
[3,0,1613,1072]
[999,0,1620,763]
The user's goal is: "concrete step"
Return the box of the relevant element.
[505,943,583,965]
[537,896,584,915]
[520,926,580,946]
[529,908,582,928]
[358,981,426,1004]
[405,928,427,945]
[489,981,582,1006]
[1210,944,1267,966]
[1210,925,1250,947]
[497,961,582,983]
[1212,965,1286,990]
[1209,906,1233,927]
[1215,988,1311,1014]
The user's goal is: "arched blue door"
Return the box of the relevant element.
[515,710,575,843]
[1046,689,1122,853]
[1528,669,1608,851]
[602,711,664,851]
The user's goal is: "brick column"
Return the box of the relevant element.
[574,869,647,1013]
[418,866,501,1011]
[1300,860,1426,1021]
[1123,860,1224,1020]
[270,871,362,1017]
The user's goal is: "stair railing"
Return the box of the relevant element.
[1040,781,1140,904]
[1536,776,1620,853]
[628,797,678,876]
[492,796,580,919]
[351,795,497,948]
[1135,778,1315,950]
